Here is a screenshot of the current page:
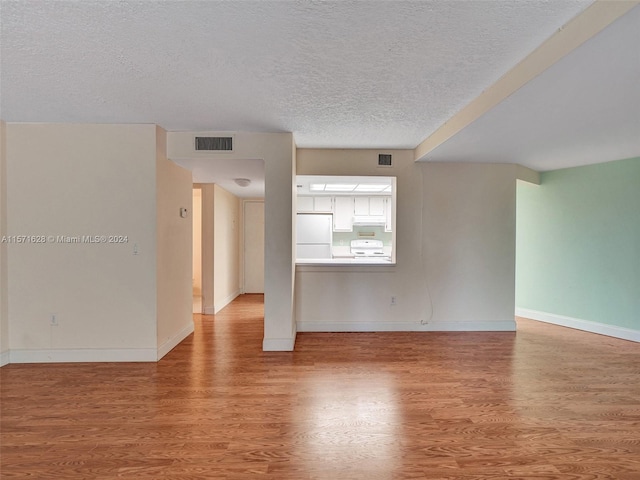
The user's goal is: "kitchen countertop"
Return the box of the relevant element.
[296,257,394,265]
[331,245,392,256]
[296,245,394,265]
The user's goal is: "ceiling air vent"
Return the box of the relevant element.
[378,154,392,167]
[195,136,233,152]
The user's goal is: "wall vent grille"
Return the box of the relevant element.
[378,154,392,167]
[195,136,233,151]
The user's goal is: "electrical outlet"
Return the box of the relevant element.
[50,314,58,326]
[390,296,397,306]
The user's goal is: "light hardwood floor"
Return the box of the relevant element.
[1,294,639,479]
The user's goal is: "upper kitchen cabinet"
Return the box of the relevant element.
[354,197,368,216]
[335,196,390,232]
[385,197,393,232]
[370,197,385,216]
[334,196,354,232]
[354,196,385,216]
[314,196,333,212]
[297,196,333,213]
[297,196,314,212]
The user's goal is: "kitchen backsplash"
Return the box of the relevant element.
[333,226,392,246]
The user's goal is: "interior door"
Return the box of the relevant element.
[243,200,265,293]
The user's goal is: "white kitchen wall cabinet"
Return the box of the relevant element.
[333,196,354,232]
[297,196,333,213]
[353,197,369,216]
[369,197,385,216]
[314,196,333,212]
[354,196,387,216]
[297,196,314,212]
[385,197,393,232]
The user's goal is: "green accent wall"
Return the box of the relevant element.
[516,157,640,330]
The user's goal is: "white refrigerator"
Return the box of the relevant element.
[296,214,333,259]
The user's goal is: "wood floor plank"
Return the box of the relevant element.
[1,296,639,478]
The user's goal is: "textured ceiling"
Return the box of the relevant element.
[1,0,593,151]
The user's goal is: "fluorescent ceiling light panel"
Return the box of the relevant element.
[325,184,357,192]
[354,184,389,192]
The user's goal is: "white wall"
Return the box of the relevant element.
[423,162,517,327]
[6,123,159,362]
[156,126,194,359]
[168,132,296,350]
[242,200,265,294]
[213,184,241,312]
[200,184,215,315]
[295,149,517,331]
[192,188,202,296]
[0,120,8,366]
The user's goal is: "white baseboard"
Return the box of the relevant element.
[263,336,296,351]
[0,349,9,367]
[515,308,640,343]
[296,320,517,333]
[214,290,241,314]
[157,322,195,360]
[5,322,195,364]
[9,347,157,364]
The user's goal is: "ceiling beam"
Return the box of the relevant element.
[414,0,639,162]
